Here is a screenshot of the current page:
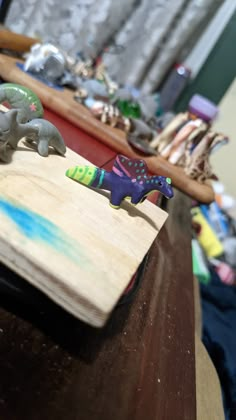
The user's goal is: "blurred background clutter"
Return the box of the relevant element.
[1,0,233,92]
[0,1,236,419]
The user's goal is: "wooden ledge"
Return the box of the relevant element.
[0,53,214,204]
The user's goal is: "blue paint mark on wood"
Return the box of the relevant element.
[0,198,58,241]
[0,196,88,266]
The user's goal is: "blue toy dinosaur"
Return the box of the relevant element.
[66,154,173,208]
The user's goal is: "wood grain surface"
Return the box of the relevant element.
[0,29,37,52]
[0,53,214,204]
[0,132,167,326]
[0,191,196,420]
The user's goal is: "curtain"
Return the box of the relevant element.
[5,0,223,93]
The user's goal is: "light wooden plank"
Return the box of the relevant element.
[0,130,168,326]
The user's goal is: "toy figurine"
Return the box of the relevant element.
[90,101,156,142]
[0,83,44,122]
[73,78,109,103]
[0,83,66,161]
[23,118,66,157]
[0,109,66,161]
[111,87,160,121]
[129,118,154,141]
[126,135,157,156]
[91,102,131,132]
[184,131,228,182]
[66,154,173,208]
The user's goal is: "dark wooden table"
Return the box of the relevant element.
[0,110,196,420]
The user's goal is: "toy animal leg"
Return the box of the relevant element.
[131,195,144,205]
[7,137,19,149]
[26,119,66,157]
[24,128,38,145]
[37,138,50,157]
[109,191,125,209]
[50,135,66,156]
[0,144,9,162]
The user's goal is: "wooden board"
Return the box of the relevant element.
[0,53,215,204]
[0,191,197,420]
[0,134,167,327]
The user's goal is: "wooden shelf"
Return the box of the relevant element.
[0,53,214,204]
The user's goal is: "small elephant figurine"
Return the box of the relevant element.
[0,109,66,162]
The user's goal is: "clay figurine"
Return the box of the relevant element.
[0,83,44,122]
[0,109,66,161]
[125,117,157,155]
[111,87,160,121]
[24,42,67,83]
[129,118,155,141]
[126,135,157,156]
[66,154,173,208]
[90,102,156,142]
[184,131,228,182]
[91,102,131,132]
[25,118,66,157]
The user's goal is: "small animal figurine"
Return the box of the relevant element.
[0,83,44,122]
[129,118,155,141]
[184,131,228,182]
[0,109,66,161]
[73,58,95,79]
[0,110,17,161]
[95,62,118,95]
[74,78,109,104]
[0,109,37,162]
[24,118,67,157]
[78,78,109,99]
[126,135,157,156]
[111,87,160,121]
[24,42,67,82]
[66,154,173,208]
[91,102,131,132]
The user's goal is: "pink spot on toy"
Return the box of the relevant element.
[29,103,37,111]
[132,178,136,183]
